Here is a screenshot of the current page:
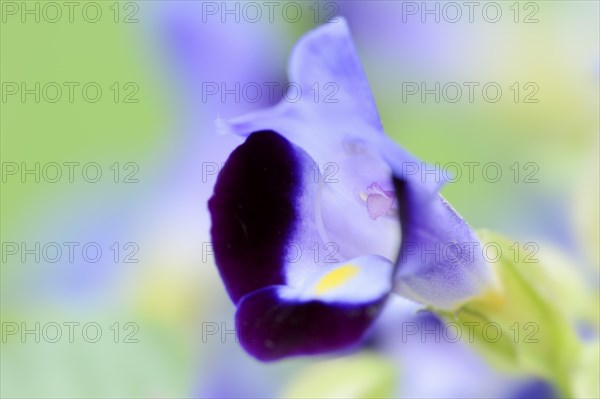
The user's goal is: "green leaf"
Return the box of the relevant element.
[571,341,600,399]
[440,230,587,397]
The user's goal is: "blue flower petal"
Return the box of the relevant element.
[210,18,497,359]
[286,17,383,130]
[216,18,384,166]
[392,175,494,310]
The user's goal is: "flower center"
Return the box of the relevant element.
[358,182,398,220]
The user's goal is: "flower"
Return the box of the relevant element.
[208,18,495,361]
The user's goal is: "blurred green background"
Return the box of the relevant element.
[1,1,598,397]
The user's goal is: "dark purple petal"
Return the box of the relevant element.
[208,130,301,303]
[235,285,386,361]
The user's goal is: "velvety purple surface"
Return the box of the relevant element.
[208,131,300,304]
[236,286,386,361]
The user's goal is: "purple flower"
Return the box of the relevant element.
[208,18,494,361]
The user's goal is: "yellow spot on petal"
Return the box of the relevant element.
[315,265,360,295]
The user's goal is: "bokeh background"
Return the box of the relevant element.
[1,1,598,397]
